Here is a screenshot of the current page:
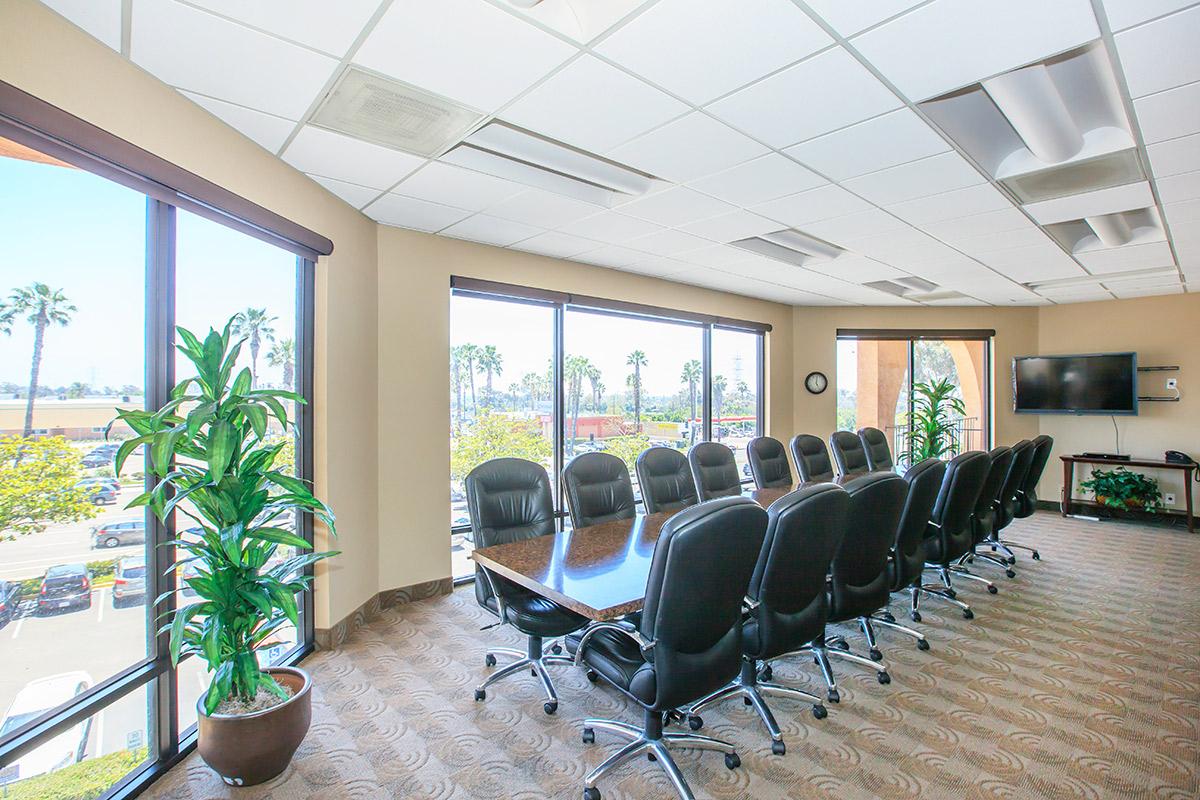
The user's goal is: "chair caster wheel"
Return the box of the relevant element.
[827,689,840,704]
[586,670,599,683]
[917,639,930,651]
[869,648,883,662]
[910,611,922,623]
[582,728,595,744]
[946,588,957,599]
[877,671,891,685]
[812,704,827,720]
[834,640,850,651]
[531,668,539,677]
[583,787,601,800]
[1006,569,1016,578]
[772,740,786,755]
[987,585,998,595]
[1032,551,1040,560]
[544,701,557,715]
[881,611,896,623]
[474,689,486,702]
[688,715,703,731]
[550,643,563,654]
[744,696,753,706]
[760,665,773,681]
[1007,556,1016,565]
[966,556,974,564]
[725,753,741,770]
[484,653,497,667]
[963,609,975,620]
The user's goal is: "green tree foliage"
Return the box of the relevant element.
[626,350,647,433]
[904,378,966,465]
[266,337,295,390]
[230,307,276,389]
[1,282,76,436]
[602,434,653,475]
[2,747,148,800]
[450,409,551,481]
[0,435,96,538]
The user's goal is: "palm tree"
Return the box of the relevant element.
[519,372,539,412]
[626,350,648,433]
[266,337,295,390]
[680,359,701,444]
[587,365,604,413]
[2,283,76,436]
[450,346,466,430]
[231,308,276,388]
[565,355,591,452]
[507,382,521,411]
[712,375,728,441]
[459,344,480,417]
[477,345,503,407]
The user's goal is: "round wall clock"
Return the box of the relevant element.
[804,371,828,394]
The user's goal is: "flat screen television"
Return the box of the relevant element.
[1013,352,1138,415]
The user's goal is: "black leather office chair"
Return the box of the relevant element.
[688,442,742,500]
[789,434,835,482]
[858,427,894,472]
[467,458,587,714]
[1007,434,1052,561]
[571,497,768,800]
[917,451,991,620]
[943,445,1010,596]
[686,484,848,754]
[872,457,944,642]
[563,451,637,529]
[973,440,1035,576]
[830,430,870,476]
[636,447,698,515]
[747,436,793,490]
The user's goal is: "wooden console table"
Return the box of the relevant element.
[1061,454,1195,532]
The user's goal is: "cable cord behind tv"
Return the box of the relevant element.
[1111,415,1120,455]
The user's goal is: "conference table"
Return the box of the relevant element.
[471,486,794,622]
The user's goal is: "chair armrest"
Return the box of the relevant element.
[475,565,509,629]
[572,621,655,667]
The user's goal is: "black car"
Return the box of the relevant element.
[0,581,21,628]
[37,565,92,614]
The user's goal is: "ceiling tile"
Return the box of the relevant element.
[595,0,831,105]
[308,174,381,208]
[920,208,1033,240]
[1075,240,1176,271]
[1147,132,1200,178]
[1109,283,1183,298]
[785,108,950,181]
[977,245,1085,281]
[677,210,782,242]
[131,0,337,119]
[615,186,736,227]
[183,0,383,57]
[954,226,1054,254]
[1101,0,1198,31]
[801,208,909,243]
[1115,5,1200,98]
[511,231,604,259]
[441,214,543,247]
[575,244,654,268]
[503,55,690,153]
[707,48,901,148]
[885,183,1014,225]
[687,154,826,206]
[683,245,764,268]
[627,228,712,256]
[1165,198,1200,226]
[41,0,122,50]
[557,210,663,242]
[1133,80,1200,143]
[391,162,525,211]
[283,125,424,189]
[607,113,769,183]
[841,152,983,206]
[806,256,909,282]
[484,188,602,228]
[1023,181,1154,224]
[506,0,650,44]
[752,184,874,226]
[354,0,575,112]
[181,92,297,152]
[839,226,943,258]
[365,193,471,231]
[801,0,925,36]
[1156,169,1200,203]
[851,0,1099,101]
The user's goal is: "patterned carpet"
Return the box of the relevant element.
[146,512,1200,800]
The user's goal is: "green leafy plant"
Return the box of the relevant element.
[111,320,336,715]
[1079,467,1163,512]
[0,434,97,537]
[905,378,966,465]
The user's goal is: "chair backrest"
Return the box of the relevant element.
[1016,435,1054,516]
[639,496,768,711]
[997,440,1036,528]
[858,427,894,471]
[929,451,991,563]
[465,458,556,606]
[891,457,946,590]
[562,451,637,529]
[830,430,870,476]
[745,484,849,661]
[789,434,835,482]
[747,436,793,490]
[688,442,742,500]
[973,446,1013,543]
[828,472,907,621]
[636,447,698,515]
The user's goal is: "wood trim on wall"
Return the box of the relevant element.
[837,328,996,340]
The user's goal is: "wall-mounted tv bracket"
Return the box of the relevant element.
[1137,365,1181,402]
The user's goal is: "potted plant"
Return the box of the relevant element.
[1079,467,1164,512]
[111,319,336,786]
[903,378,966,466]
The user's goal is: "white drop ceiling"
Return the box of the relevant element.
[45,0,1198,307]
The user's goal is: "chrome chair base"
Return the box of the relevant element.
[475,635,575,715]
[999,538,1041,560]
[767,628,893,705]
[913,570,976,620]
[582,710,740,800]
[869,610,931,650]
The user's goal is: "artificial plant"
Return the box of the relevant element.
[1079,466,1163,512]
[111,320,336,715]
[906,377,966,465]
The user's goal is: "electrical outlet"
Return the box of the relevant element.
[1164,493,1176,506]
[1167,378,1178,390]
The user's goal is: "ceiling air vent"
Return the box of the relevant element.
[311,66,486,158]
[864,276,948,301]
[730,229,844,267]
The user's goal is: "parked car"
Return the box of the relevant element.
[0,580,22,628]
[74,479,118,505]
[112,557,146,607]
[91,520,145,549]
[37,565,92,614]
[0,672,92,786]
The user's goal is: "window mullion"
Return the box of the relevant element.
[702,324,713,442]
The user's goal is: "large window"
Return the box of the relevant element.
[0,122,316,800]
[448,282,767,579]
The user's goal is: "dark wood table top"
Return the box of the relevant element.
[1061,454,1196,469]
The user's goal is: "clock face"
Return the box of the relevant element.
[805,371,828,394]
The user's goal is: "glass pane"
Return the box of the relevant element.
[0,136,152,743]
[913,339,988,456]
[711,329,761,480]
[0,682,151,797]
[563,310,704,500]
[449,295,555,578]
[835,338,910,458]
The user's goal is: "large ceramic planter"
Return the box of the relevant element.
[196,666,312,787]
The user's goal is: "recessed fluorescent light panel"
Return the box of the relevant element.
[864,277,945,300]
[999,149,1144,204]
[311,66,486,158]
[1025,265,1177,291]
[442,121,662,207]
[730,229,844,266]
